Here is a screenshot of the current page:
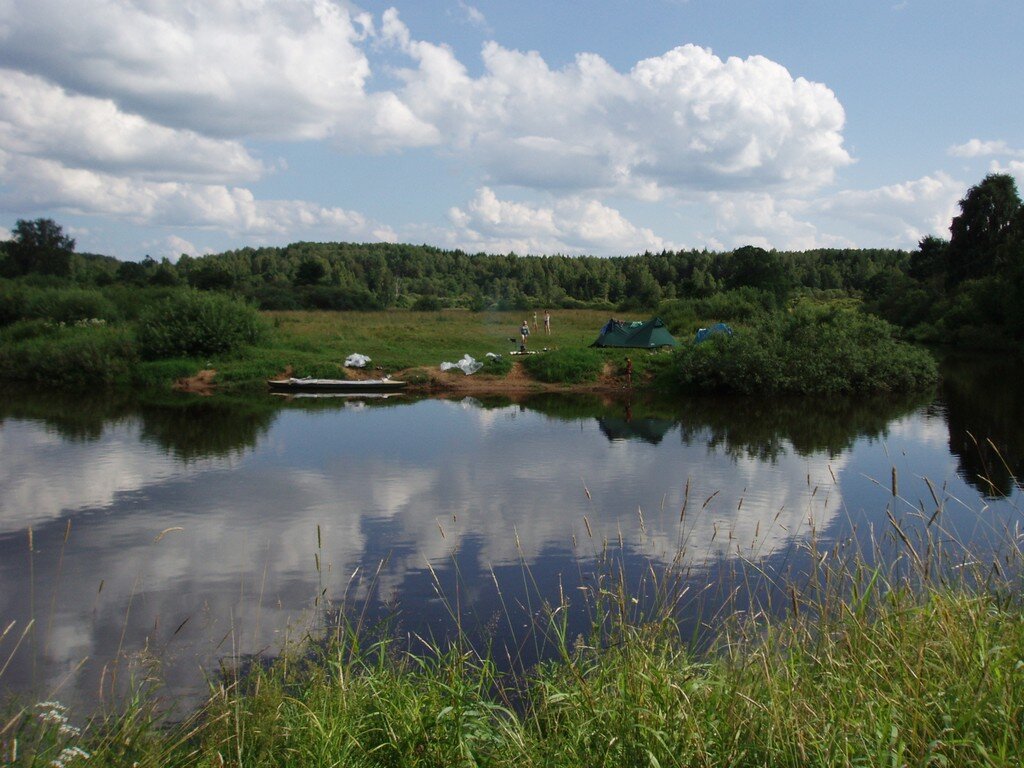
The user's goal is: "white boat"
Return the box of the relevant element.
[266,377,407,393]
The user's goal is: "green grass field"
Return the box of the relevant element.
[202,309,671,386]
[266,308,622,367]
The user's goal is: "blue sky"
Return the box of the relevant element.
[1,0,1021,260]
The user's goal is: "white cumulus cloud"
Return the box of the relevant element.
[447,187,669,254]
[0,0,385,142]
[948,139,1024,159]
[385,9,851,197]
[0,69,263,182]
[0,151,394,242]
[811,172,963,245]
[0,1,948,256]
[707,192,834,251]
[699,172,966,250]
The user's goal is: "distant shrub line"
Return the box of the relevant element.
[0,280,937,394]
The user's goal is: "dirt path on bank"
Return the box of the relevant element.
[411,360,632,398]
[173,368,218,395]
[180,360,638,399]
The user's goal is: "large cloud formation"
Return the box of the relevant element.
[0,0,970,255]
[383,10,851,197]
[0,0,378,140]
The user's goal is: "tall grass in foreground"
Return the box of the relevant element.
[4,478,1024,767]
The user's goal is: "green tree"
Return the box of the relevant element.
[909,235,948,284]
[8,218,76,276]
[724,245,791,304]
[116,260,150,285]
[946,173,1022,287]
[295,258,327,286]
[188,262,236,291]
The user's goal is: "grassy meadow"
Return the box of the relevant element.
[167,308,663,388]
[265,308,617,368]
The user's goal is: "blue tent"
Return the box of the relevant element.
[694,322,734,343]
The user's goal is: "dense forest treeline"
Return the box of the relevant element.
[2,173,1023,353]
[1,226,906,311]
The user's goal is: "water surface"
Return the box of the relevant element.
[0,355,1020,712]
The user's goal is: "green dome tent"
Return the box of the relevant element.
[590,317,679,348]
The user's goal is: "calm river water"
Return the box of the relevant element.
[1,355,1021,712]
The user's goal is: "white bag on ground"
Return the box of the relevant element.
[440,354,483,375]
[345,353,371,368]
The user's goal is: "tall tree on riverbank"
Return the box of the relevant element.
[7,218,76,277]
[945,173,1021,287]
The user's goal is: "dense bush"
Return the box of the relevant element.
[658,288,779,339]
[24,287,119,324]
[136,290,268,359]
[0,325,138,385]
[662,304,938,395]
[0,318,61,343]
[253,284,302,310]
[100,285,182,321]
[295,284,383,311]
[522,348,604,383]
[0,280,26,325]
[0,282,121,326]
[411,295,444,311]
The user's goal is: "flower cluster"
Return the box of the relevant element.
[50,745,91,767]
[34,702,89,766]
[36,702,80,738]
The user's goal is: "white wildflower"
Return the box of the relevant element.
[35,702,82,742]
[51,745,90,767]
[59,722,81,737]
[36,702,69,727]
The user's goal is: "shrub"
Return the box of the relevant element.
[253,284,302,311]
[691,287,778,322]
[0,283,119,326]
[0,318,61,343]
[103,284,182,321]
[296,285,382,311]
[522,348,603,383]
[0,325,138,385]
[662,304,937,395]
[657,288,777,340]
[136,290,268,360]
[411,295,444,311]
[24,287,119,324]
[0,280,27,325]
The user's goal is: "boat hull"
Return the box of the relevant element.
[267,377,407,393]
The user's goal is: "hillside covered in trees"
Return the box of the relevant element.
[2,173,1023,353]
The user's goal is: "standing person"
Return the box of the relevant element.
[520,320,531,350]
[625,356,633,388]
[543,309,551,335]
[533,310,538,332]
